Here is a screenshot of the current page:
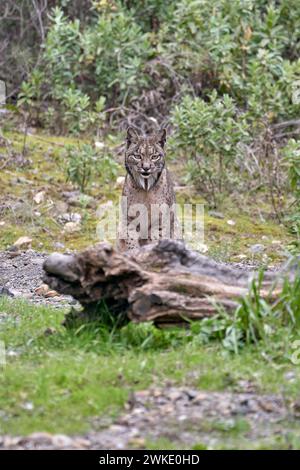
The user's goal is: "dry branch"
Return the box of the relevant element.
[43,240,293,327]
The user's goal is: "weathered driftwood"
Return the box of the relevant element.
[43,240,293,327]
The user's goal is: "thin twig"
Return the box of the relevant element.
[272,119,300,130]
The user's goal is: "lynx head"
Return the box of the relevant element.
[125,127,166,191]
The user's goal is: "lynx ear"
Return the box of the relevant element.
[156,128,167,148]
[126,127,139,147]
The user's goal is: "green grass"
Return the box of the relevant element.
[147,427,300,450]
[0,129,294,260]
[0,130,122,251]
[1,296,300,441]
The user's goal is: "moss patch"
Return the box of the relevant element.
[0,130,294,262]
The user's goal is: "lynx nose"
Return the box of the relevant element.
[142,162,150,172]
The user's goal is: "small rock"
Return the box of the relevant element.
[3,436,21,447]
[116,176,125,188]
[73,438,91,449]
[51,434,73,448]
[13,236,32,249]
[95,141,105,150]
[7,245,19,252]
[168,390,183,402]
[198,243,208,253]
[160,404,175,414]
[28,432,52,443]
[53,242,65,250]
[55,201,69,214]
[44,290,59,298]
[6,249,21,258]
[35,284,49,296]
[249,244,265,254]
[128,437,145,448]
[271,240,282,245]
[21,402,34,411]
[33,191,45,205]
[0,286,14,297]
[184,389,198,400]
[7,289,22,297]
[235,254,247,260]
[63,222,81,234]
[58,212,81,225]
[178,414,187,421]
[7,350,18,357]
[192,392,208,403]
[208,211,224,219]
[236,380,257,393]
[258,399,275,413]
[227,219,236,226]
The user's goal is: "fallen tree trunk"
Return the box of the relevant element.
[43,240,294,327]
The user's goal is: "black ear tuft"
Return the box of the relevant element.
[156,128,167,148]
[126,127,139,148]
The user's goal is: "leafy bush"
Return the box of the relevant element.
[283,139,300,246]
[82,9,151,99]
[160,0,300,121]
[16,0,300,135]
[22,5,152,132]
[120,0,175,31]
[170,92,251,205]
[72,263,300,357]
[64,143,119,192]
[284,139,300,201]
[191,264,300,354]
[8,0,300,227]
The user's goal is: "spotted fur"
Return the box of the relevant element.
[117,127,177,252]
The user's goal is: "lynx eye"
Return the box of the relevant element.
[131,154,142,161]
[151,154,160,161]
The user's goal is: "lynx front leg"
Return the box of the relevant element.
[117,213,145,252]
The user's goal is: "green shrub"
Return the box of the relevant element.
[120,0,175,31]
[21,5,152,132]
[64,143,119,192]
[192,264,300,354]
[83,9,151,99]
[161,0,300,122]
[170,92,251,205]
[282,139,300,247]
[18,0,300,134]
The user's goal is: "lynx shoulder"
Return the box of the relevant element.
[117,127,177,252]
